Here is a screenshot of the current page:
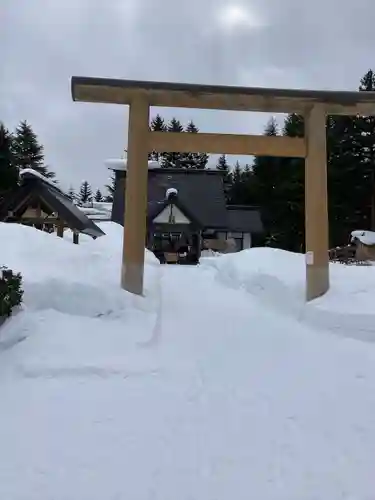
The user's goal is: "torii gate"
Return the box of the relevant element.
[71,76,375,301]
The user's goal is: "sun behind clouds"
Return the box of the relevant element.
[217,3,266,31]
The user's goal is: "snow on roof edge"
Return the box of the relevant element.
[105,159,160,171]
[19,168,66,195]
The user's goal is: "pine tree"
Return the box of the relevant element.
[216,154,232,199]
[251,116,305,250]
[105,172,116,202]
[12,121,55,178]
[67,185,76,202]
[216,154,229,171]
[0,123,19,196]
[251,118,281,240]
[167,117,184,133]
[160,118,186,168]
[279,114,305,251]
[149,114,167,162]
[228,161,247,204]
[79,181,93,204]
[184,121,209,169]
[357,69,375,230]
[327,69,375,244]
[94,188,103,202]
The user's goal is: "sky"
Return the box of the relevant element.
[2,0,375,193]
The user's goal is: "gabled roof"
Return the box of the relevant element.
[112,168,229,229]
[148,193,201,227]
[0,170,105,239]
[149,169,229,228]
[226,205,264,234]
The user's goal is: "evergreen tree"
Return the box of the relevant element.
[216,154,229,171]
[327,114,362,243]
[0,123,19,196]
[251,117,286,247]
[12,121,55,178]
[357,69,375,230]
[94,188,103,202]
[149,114,167,162]
[79,181,93,204]
[167,117,184,133]
[228,160,246,203]
[67,185,76,202]
[278,114,305,251]
[216,154,232,200]
[105,172,116,202]
[184,121,209,169]
[161,118,186,168]
[326,69,375,244]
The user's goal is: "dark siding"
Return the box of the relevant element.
[226,207,264,234]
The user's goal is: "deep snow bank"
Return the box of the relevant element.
[202,247,375,339]
[2,266,375,499]
[0,223,160,345]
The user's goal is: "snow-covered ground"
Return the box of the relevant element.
[1,223,375,500]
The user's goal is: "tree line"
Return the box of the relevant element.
[3,69,375,252]
[229,69,375,252]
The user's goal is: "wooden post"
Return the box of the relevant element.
[305,105,329,301]
[121,97,150,295]
[56,222,64,238]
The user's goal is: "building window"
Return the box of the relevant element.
[228,232,244,251]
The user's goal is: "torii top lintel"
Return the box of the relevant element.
[71,76,375,116]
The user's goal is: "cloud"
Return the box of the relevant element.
[1,0,375,191]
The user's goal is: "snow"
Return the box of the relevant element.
[166,187,178,198]
[351,229,375,245]
[105,159,160,171]
[2,227,375,499]
[201,247,375,338]
[19,168,59,189]
[77,205,111,220]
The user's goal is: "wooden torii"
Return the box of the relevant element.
[71,76,375,301]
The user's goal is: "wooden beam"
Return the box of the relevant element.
[305,105,330,301]
[149,131,306,158]
[122,98,150,295]
[71,77,375,115]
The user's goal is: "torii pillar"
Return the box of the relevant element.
[121,97,150,295]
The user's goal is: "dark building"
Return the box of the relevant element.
[108,160,263,263]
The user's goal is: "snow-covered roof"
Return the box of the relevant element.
[351,230,375,246]
[77,203,112,221]
[19,168,58,190]
[105,159,160,171]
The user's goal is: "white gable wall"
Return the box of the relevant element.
[153,205,191,224]
[243,233,252,249]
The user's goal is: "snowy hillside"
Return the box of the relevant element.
[1,223,375,500]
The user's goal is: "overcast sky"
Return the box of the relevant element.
[2,0,375,192]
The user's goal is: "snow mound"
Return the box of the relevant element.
[202,247,375,339]
[0,222,160,342]
[2,227,375,498]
